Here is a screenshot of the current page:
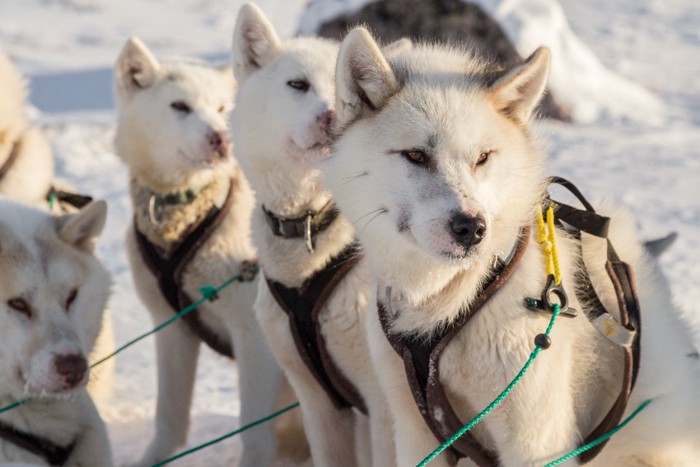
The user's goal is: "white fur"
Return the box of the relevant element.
[0,47,115,402]
[0,199,113,466]
[324,28,700,465]
[114,37,305,467]
[231,4,396,466]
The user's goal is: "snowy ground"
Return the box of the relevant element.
[1,0,699,465]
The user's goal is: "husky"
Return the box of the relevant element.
[231,4,412,466]
[322,28,700,466]
[0,199,113,466]
[114,37,304,466]
[0,48,115,402]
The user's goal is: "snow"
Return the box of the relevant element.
[2,0,699,465]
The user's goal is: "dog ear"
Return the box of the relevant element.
[57,201,107,253]
[382,37,412,59]
[489,47,550,124]
[115,37,161,93]
[336,27,400,126]
[232,3,281,83]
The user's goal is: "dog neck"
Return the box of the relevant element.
[130,172,233,252]
[378,224,531,334]
[0,132,22,182]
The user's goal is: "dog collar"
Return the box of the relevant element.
[262,200,339,253]
[0,138,21,183]
[0,419,75,466]
[146,186,203,223]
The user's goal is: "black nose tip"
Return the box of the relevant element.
[449,213,486,248]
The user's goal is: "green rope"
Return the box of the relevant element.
[48,193,57,210]
[0,398,31,415]
[151,402,300,466]
[544,399,653,466]
[417,303,561,467]
[0,270,255,415]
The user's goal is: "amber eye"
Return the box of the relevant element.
[401,149,428,165]
[170,101,192,113]
[7,297,32,318]
[217,105,225,113]
[66,289,78,310]
[476,150,492,166]
[286,80,310,92]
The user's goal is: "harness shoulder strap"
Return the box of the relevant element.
[378,227,531,466]
[0,420,75,466]
[266,242,367,414]
[134,178,237,358]
[547,176,641,463]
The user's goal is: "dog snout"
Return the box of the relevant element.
[207,130,228,151]
[54,353,87,388]
[449,213,487,248]
[316,109,336,131]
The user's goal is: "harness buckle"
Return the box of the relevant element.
[239,260,259,282]
[304,211,315,253]
[525,275,578,317]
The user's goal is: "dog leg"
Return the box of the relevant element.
[353,414,372,466]
[366,396,397,467]
[68,392,114,467]
[137,321,200,466]
[231,321,283,467]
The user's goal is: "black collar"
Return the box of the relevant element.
[262,200,339,252]
[0,138,21,182]
[0,419,75,466]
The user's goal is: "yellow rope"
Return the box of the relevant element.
[535,206,562,285]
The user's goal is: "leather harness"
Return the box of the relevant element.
[134,178,239,358]
[262,203,367,413]
[378,177,642,466]
[0,420,74,466]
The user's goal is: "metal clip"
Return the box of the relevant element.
[148,194,163,224]
[239,260,259,282]
[304,211,315,253]
[525,275,578,317]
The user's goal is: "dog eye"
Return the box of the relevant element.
[170,101,192,113]
[66,289,78,310]
[401,149,429,165]
[286,80,310,92]
[7,298,32,318]
[217,105,225,113]
[476,150,492,166]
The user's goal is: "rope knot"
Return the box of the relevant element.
[199,285,219,302]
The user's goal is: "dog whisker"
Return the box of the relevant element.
[351,207,387,225]
[358,208,388,235]
[341,171,369,185]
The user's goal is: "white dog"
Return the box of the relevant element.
[231,4,403,466]
[0,199,113,466]
[114,37,303,466]
[323,28,700,466]
[0,47,115,402]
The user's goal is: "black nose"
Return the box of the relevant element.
[54,353,87,388]
[449,213,487,248]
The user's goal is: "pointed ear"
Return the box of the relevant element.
[115,37,161,94]
[336,27,400,126]
[232,3,281,83]
[489,47,551,124]
[57,201,107,253]
[382,37,412,59]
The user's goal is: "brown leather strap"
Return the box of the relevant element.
[0,139,21,182]
[378,226,531,466]
[135,178,238,358]
[0,420,74,466]
[266,242,368,414]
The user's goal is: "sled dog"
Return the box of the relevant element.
[322,27,700,466]
[0,47,115,401]
[0,199,113,466]
[231,4,409,466]
[114,37,302,466]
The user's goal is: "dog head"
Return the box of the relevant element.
[325,28,549,273]
[0,48,28,141]
[0,200,110,398]
[114,37,235,188]
[231,2,339,178]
